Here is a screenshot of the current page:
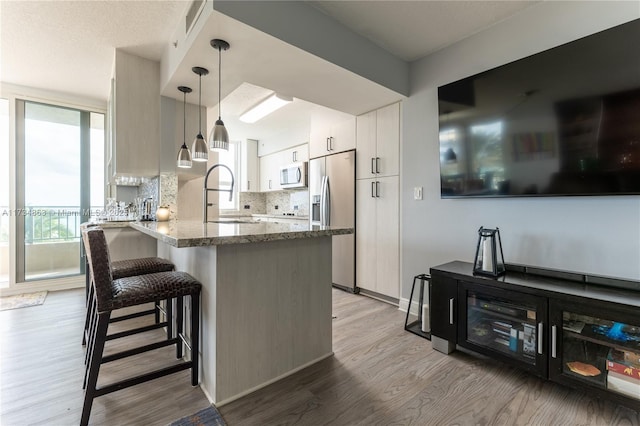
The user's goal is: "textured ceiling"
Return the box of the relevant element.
[1,0,541,111]
[1,0,186,102]
[310,1,539,62]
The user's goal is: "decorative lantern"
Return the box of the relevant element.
[473,226,505,277]
[155,206,170,222]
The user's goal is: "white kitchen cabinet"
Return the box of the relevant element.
[309,115,356,159]
[284,143,308,164]
[240,139,259,192]
[356,176,399,299]
[356,102,400,180]
[110,50,160,178]
[259,143,308,192]
[259,153,280,192]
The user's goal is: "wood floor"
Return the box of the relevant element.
[1,288,638,425]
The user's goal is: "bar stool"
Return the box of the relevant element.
[82,255,175,345]
[81,227,201,426]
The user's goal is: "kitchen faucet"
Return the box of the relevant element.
[203,163,234,223]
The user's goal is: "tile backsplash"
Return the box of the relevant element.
[238,192,266,215]
[266,189,309,216]
[237,190,309,216]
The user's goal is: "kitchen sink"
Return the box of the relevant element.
[209,219,259,224]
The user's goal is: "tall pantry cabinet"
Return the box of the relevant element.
[356,102,400,300]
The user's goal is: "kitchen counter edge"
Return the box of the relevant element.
[128,221,353,248]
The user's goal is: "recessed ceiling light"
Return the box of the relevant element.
[239,93,293,123]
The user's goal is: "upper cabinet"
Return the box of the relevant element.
[159,96,207,179]
[309,115,356,159]
[110,50,160,178]
[283,144,309,164]
[240,139,259,192]
[356,102,400,180]
[259,152,281,192]
[259,143,309,192]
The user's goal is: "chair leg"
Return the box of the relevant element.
[81,312,110,426]
[84,300,98,366]
[191,291,200,386]
[83,306,99,388]
[166,298,173,340]
[176,296,183,359]
[154,299,161,324]
[82,285,95,346]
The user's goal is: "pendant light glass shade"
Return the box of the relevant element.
[176,86,193,168]
[191,67,209,162]
[209,39,230,151]
[177,142,192,168]
[211,119,229,151]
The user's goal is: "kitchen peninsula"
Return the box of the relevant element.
[128,219,353,405]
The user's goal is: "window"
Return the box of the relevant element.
[16,100,104,282]
[218,141,239,211]
[0,99,9,287]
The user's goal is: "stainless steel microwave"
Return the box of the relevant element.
[280,162,308,188]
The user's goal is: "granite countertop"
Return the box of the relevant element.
[129,220,352,248]
[80,220,138,229]
[219,213,309,221]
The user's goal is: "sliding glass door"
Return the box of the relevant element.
[16,100,104,282]
[0,99,9,288]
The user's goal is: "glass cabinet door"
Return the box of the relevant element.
[458,281,548,377]
[549,300,640,403]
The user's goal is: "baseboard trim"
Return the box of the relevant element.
[358,288,398,306]
[0,276,84,297]
[212,351,335,407]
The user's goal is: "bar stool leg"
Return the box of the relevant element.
[176,296,184,359]
[166,298,173,340]
[81,312,110,426]
[191,292,200,386]
[82,285,95,346]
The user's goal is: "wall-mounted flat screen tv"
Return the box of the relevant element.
[438,19,640,198]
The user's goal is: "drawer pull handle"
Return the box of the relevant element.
[449,298,454,325]
[537,322,544,355]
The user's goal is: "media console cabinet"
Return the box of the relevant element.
[430,261,640,409]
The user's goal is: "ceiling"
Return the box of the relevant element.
[1,1,540,126]
[309,1,539,62]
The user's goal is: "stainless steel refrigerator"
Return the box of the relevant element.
[309,150,356,292]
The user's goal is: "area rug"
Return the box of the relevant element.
[0,291,48,311]
[168,406,226,426]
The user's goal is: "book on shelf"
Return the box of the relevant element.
[623,350,640,367]
[563,320,585,334]
[494,337,510,347]
[607,371,640,400]
[607,349,640,380]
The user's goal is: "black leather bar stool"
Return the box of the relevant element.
[82,255,175,345]
[81,227,201,426]
[81,225,175,345]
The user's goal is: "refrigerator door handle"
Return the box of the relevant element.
[325,176,331,226]
[376,157,380,174]
[371,181,375,198]
[371,157,375,175]
[375,181,380,198]
[319,176,326,225]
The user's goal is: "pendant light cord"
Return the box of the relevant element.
[183,91,187,145]
[218,46,222,121]
[198,74,202,133]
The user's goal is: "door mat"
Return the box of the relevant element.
[0,291,48,311]
[168,406,226,426]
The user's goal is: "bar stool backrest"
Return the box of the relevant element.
[82,228,114,312]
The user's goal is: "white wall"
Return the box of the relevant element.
[401,1,640,298]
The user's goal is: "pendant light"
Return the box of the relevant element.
[191,66,209,162]
[176,86,193,168]
[209,39,230,151]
